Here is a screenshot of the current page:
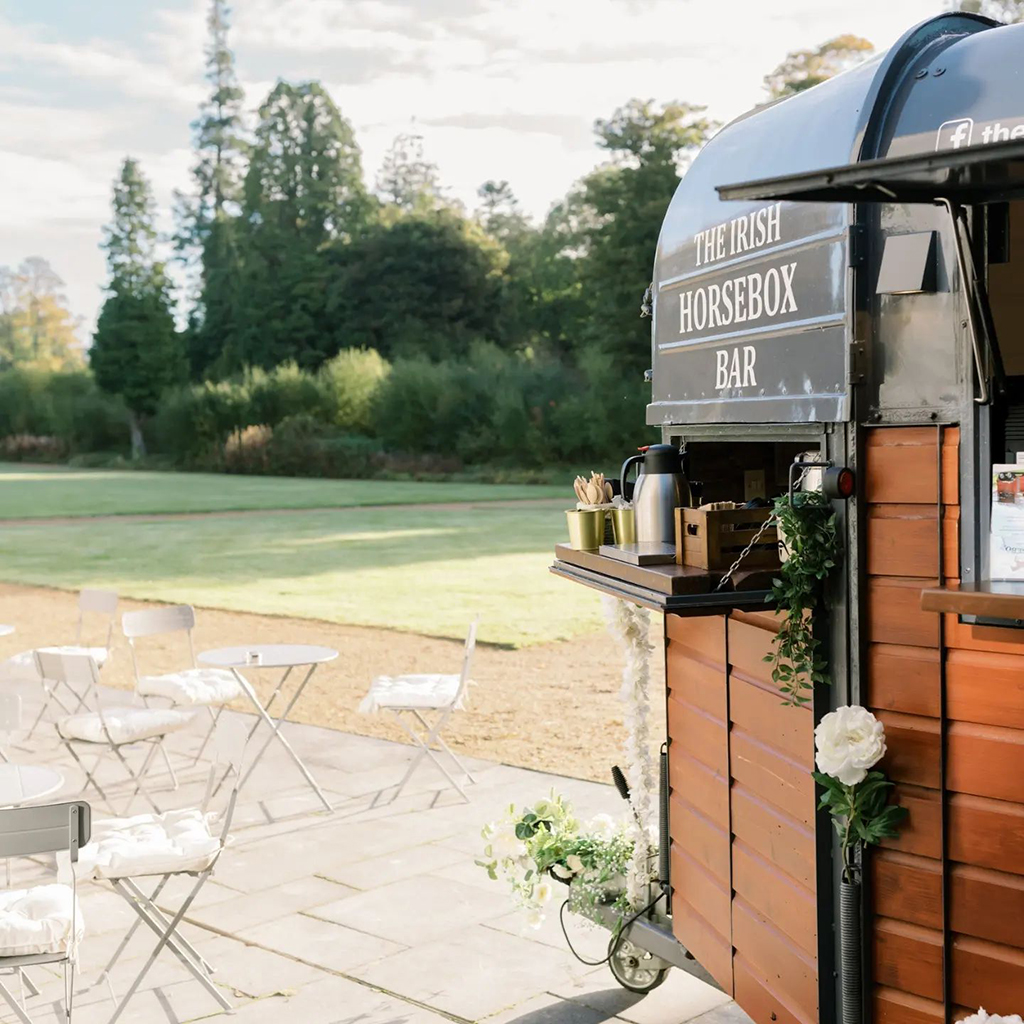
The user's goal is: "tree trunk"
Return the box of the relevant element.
[128,411,146,460]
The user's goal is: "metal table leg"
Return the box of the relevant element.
[220,665,332,811]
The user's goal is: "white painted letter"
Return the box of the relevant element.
[742,345,757,387]
[747,272,763,321]
[763,268,780,316]
[767,202,782,244]
[780,262,798,314]
[715,349,729,389]
[679,290,692,334]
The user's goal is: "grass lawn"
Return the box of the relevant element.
[0,465,565,519]
[0,502,600,647]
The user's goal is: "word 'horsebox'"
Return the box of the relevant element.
[553,11,1024,1024]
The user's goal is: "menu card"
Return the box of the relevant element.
[990,464,1024,579]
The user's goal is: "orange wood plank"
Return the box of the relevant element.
[732,897,817,1023]
[729,675,813,765]
[866,644,941,718]
[947,650,1024,728]
[952,935,1024,1013]
[733,839,816,957]
[874,988,944,1024]
[872,918,943,1001]
[871,851,942,931]
[667,696,728,777]
[949,794,1024,876]
[672,900,733,995]
[730,727,815,828]
[952,863,1024,949]
[670,750,729,831]
[867,577,940,648]
[948,722,1024,803]
[670,796,730,886]
[671,845,731,940]
[735,954,816,1024]
[731,784,815,891]
[728,617,778,687]
[875,711,941,789]
[666,648,728,720]
[665,613,726,665]
[879,784,941,859]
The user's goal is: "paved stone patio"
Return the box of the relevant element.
[2,676,749,1024]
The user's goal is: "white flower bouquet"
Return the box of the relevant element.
[813,706,907,883]
[478,792,643,927]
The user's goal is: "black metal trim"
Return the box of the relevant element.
[716,138,1024,206]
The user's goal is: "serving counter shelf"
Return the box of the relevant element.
[920,580,1024,624]
[550,543,774,614]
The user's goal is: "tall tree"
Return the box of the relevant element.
[177,0,248,379]
[91,158,184,457]
[952,0,1024,20]
[0,258,83,369]
[375,132,445,213]
[235,80,369,370]
[764,35,874,100]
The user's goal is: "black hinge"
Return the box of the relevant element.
[848,224,867,268]
[847,340,866,384]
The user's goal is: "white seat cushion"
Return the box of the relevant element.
[80,808,222,880]
[57,706,196,745]
[137,668,243,706]
[0,646,108,682]
[0,884,82,957]
[359,674,464,713]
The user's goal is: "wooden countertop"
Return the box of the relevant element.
[920,581,1024,622]
[551,544,774,615]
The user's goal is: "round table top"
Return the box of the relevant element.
[0,764,64,807]
[198,644,339,669]
[0,625,14,638]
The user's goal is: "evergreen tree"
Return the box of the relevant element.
[376,132,446,214]
[177,0,247,379]
[91,158,184,457]
[236,80,369,370]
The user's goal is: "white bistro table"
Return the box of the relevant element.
[0,764,63,808]
[198,644,338,811]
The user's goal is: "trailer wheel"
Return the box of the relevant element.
[608,938,669,993]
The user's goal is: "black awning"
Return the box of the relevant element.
[716,138,1024,205]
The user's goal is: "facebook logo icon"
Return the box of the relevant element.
[936,118,974,150]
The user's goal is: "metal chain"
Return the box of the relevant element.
[714,511,779,592]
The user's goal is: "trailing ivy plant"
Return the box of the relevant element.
[764,490,841,706]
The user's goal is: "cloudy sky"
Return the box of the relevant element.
[0,0,947,336]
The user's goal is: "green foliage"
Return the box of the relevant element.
[763,491,841,706]
[0,370,126,453]
[92,157,185,457]
[568,100,717,386]
[319,348,390,432]
[813,770,907,883]
[325,212,507,361]
[764,35,874,100]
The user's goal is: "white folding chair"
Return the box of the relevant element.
[121,606,244,766]
[359,620,478,802]
[0,800,90,1024]
[38,651,196,816]
[80,717,246,1023]
[0,589,120,740]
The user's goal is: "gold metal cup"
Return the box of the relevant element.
[611,507,636,545]
[565,509,606,550]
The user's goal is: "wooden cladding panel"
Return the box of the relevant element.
[946,648,1024,728]
[864,434,959,506]
[866,644,941,717]
[735,955,815,1024]
[865,506,959,580]
[733,898,817,1024]
[867,577,940,648]
[667,615,733,995]
[874,988,944,1024]
[733,839,817,957]
[666,611,817,1012]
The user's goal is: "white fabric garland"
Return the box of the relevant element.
[601,595,656,909]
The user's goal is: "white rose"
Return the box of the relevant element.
[551,863,572,880]
[525,907,544,929]
[588,813,616,838]
[566,854,585,874]
[961,1011,1024,1024]
[815,706,887,787]
[535,880,553,904]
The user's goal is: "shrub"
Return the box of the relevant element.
[319,348,390,433]
[0,434,65,462]
[223,424,273,474]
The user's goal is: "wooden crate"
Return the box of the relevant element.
[676,507,780,571]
